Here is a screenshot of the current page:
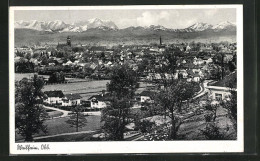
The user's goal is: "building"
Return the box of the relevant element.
[158,36,166,52]
[44,90,64,105]
[88,94,109,109]
[62,93,82,106]
[206,72,237,101]
[57,36,72,50]
[137,91,156,103]
[67,36,71,47]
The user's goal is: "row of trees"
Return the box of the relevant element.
[15,61,35,73]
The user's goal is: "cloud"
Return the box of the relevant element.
[203,9,218,17]
[136,11,176,27]
[117,18,138,28]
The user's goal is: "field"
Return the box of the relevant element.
[16,115,102,141]
[16,73,154,100]
[42,79,153,100]
[43,80,110,100]
[15,73,49,81]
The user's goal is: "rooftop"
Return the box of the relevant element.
[65,93,82,100]
[44,90,64,98]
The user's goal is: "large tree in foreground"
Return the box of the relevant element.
[156,80,196,140]
[15,74,48,141]
[66,105,88,132]
[102,64,139,140]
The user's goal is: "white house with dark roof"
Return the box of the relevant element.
[62,93,82,106]
[88,94,109,109]
[44,90,64,105]
[136,90,156,103]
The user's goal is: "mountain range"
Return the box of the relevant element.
[15,18,236,33]
[14,19,236,46]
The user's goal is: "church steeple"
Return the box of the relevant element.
[67,36,71,46]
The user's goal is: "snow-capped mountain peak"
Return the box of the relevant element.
[14,19,236,33]
[186,22,213,31]
[212,21,235,30]
[14,19,119,32]
[149,25,169,31]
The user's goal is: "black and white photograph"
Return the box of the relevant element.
[9,5,243,154]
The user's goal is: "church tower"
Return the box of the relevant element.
[67,36,71,46]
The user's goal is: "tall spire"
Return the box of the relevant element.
[67,36,71,47]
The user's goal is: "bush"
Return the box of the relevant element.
[135,120,155,133]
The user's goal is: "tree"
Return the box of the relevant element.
[200,123,225,140]
[221,85,237,131]
[41,55,48,65]
[15,74,48,141]
[66,106,88,132]
[101,64,139,140]
[48,72,65,83]
[156,80,196,139]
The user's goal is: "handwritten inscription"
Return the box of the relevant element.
[17,144,50,151]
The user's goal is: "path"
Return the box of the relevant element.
[44,105,102,118]
[44,105,70,117]
[191,80,212,100]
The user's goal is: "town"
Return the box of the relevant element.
[15,35,237,141]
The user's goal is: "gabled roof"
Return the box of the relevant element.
[65,93,82,100]
[139,91,156,98]
[88,93,111,102]
[44,90,64,98]
[187,70,200,77]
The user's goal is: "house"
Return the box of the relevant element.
[29,58,39,65]
[44,90,64,105]
[62,93,82,106]
[137,91,156,103]
[187,70,200,82]
[88,94,109,109]
[206,72,237,101]
[176,69,188,78]
[63,60,73,66]
[202,56,213,64]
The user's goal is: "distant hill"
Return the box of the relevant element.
[14,20,236,46]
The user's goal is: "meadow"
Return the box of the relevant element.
[16,115,102,141]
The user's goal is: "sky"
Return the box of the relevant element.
[14,8,236,29]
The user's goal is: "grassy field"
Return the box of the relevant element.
[16,74,154,100]
[15,73,49,81]
[35,131,99,142]
[47,111,63,118]
[16,115,102,141]
[42,80,153,100]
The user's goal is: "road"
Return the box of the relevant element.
[191,80,212,100]
[44,105,101,118]
[43,80,214,118]
[44,105,70,117]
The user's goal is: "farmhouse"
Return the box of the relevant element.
[137,90,156,103]
[88,94,109,109]
[62,93,82,106]
[44,90,64,105]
